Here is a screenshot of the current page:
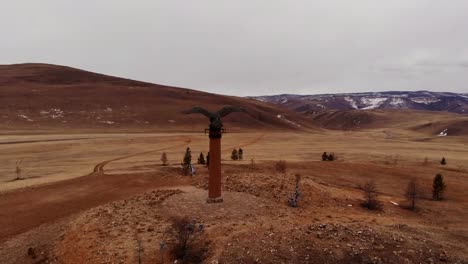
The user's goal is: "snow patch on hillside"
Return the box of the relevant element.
[40,108,64,119]
[361,98,387,109]
[344,97,358,109]
[389,98,405,107]
[411,97,441,105]
[99,121,115,125]
[438,129,448,137]
[277,114,301,127]
[18,114,33,122]
[254,97,268,102]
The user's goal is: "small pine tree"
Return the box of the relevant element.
[238,148,243,160]
[322,152,328,161]
[405,178,418,210]
[231,149,239,161]
[198,152,205,165]
[161,152,168,166]
[183,148,192,165]
[182,148,192,175]
[440,157,446,165]
[206,152,210,167]
[432,173,446,200]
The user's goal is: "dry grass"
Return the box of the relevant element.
[1,128,468,263]
[1,130,468,193]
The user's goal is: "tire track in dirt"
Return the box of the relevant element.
[93,133,264,173]
[0,133,257,243]
[0,136,195,243]
[93,136,192,174]
[0,137,94,145]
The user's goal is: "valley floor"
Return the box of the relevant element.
[0,130,467,263]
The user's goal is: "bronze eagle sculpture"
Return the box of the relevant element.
[183,106,246,130]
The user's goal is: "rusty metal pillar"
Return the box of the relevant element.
[207,128,223,203]
[182,106,246,203]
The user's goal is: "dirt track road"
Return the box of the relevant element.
[92,137,192,174]
[0,137,194,243]
[0,137,94,145]
[0,133,265,243]
[0,170,191,244]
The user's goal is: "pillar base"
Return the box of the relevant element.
[206,197,223,203]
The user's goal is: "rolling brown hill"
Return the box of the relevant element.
[0,63,312,132]
[307,109,468,136]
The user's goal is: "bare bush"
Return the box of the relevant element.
[361,181,382,210]
[161,152,168,166]
[169,217,206,263]
[288,174,301,207]
[275,160,286,174]
[405,178,418,210]
[250,158,255,169]
[383,155,399,165]
[15,159,23,180]
[422,157,429,166]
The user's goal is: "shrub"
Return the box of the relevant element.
[238,148,244,160]
[275,160,286,173]
[231,149,239,161]
[206,152,210,167]
[161,152,168,166]
[361,181,382,210]
[405,178,418,210]
[322,152,336,161]
[169,217,206,263]
[322,152,328,161]
[432,173,446,200]
[440,157,447,165]
[197,152,205,165]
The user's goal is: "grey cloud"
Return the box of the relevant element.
[1,0,468,96]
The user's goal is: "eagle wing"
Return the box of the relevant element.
[183,106,212,118]
[217,106,246,118]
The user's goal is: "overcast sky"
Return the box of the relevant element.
[2,1,468,96]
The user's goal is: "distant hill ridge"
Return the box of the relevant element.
[251,91,468,114]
